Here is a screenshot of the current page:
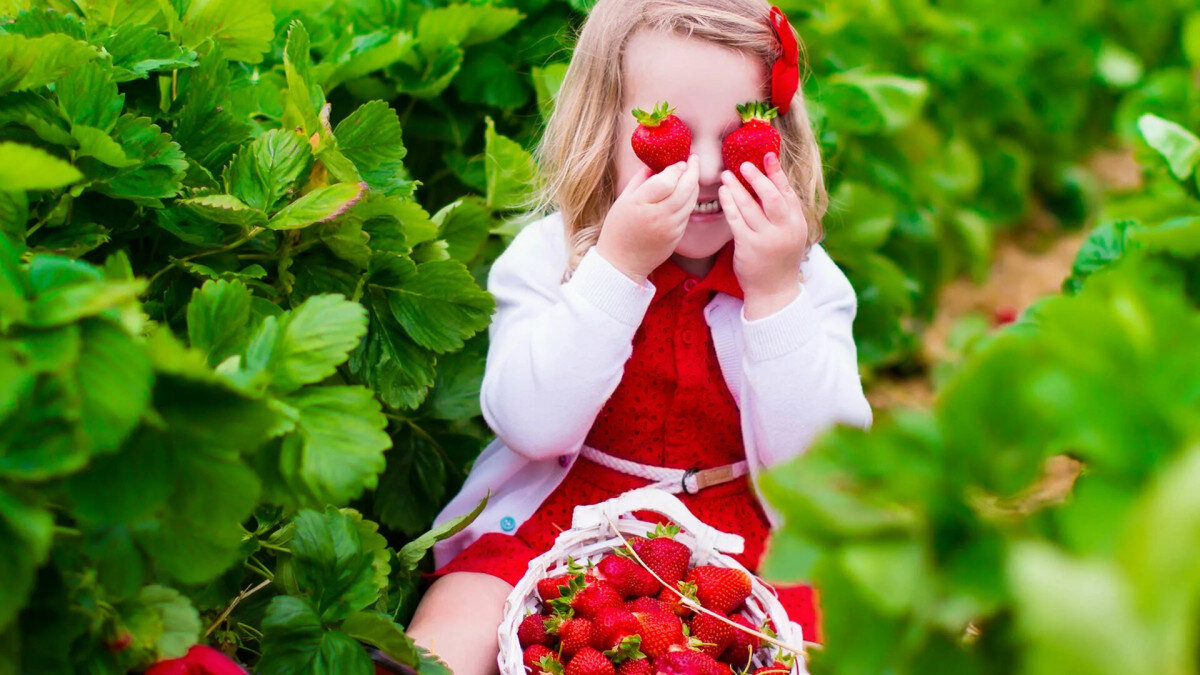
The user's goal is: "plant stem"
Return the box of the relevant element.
[204,579,272,638]
[146,226,266,288]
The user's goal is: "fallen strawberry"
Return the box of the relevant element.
[684,566,751,615]
[144,644,246,675]
[721,101,781,193]
[631,102,692,173]
[566,647,616,675]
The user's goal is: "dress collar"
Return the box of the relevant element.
[648,240,744,305]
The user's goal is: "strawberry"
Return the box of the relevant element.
[684,566,752,615]
[572,580,625,620]
[631,610,687,658]
[541,559,595,601]
[559,618,595,659]
[524,645,564,674]
[751,661,790,675]
[592,608,642,651]
[519,613,553,647]
[598,552,660,598]
[718,615,761,669]
[617,658,653,675]
[626,596,670,615]
[993,305,1019,326]
[631,102,692,173]
[654,648,722,675]
[688,611,735,659]
[721,101,781,193]
[658,580,699,619]
[566,647,616,675]
[631,525,691,590]
[712,663,734,675]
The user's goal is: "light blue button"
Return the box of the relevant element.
[500,516,516,532]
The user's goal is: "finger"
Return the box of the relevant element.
[640,161,689,203]
[722,169,770,231]
[718,184,753,240]
[663,154,700,212]
[739,160,788,224]
[621,165,654,196]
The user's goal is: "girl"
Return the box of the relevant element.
[407,0,872,672]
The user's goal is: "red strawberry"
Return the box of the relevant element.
[631,610,686,658]
[598,552,660,598]
[592,607,642,651]
[618,658,653,675]
[540,560,595,601]
[751,661,790,675]
[712,663,734,675]
[688,611,735,659]
[573,580,625,620]
[632,525,690,589]
[559,618,595,659]
[721,101,781,193]
[718,615,761,669]
[519,613,553,647]
[567,647,616,675]
[631,102,693,173]
[684,566,752,615]
[654,648,721,675]
[626,596,670,615]
[658,580,699,619]
[524,645,563,674]
[993,305,1019,326]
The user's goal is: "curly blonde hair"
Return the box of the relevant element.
[521,0,827,280]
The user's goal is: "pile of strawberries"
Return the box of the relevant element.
[516,525,794,675]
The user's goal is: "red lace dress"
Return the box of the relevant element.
[425,241,821,641]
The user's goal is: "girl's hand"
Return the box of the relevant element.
[718,152,810,320]
[597,154,700,284]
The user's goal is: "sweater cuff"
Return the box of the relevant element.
[563,247,655,327]
[741,284,821,362]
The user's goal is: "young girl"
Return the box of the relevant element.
[406,0,872,671]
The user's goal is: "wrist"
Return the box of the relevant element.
[594,242,648,286]
[742,284,801,321]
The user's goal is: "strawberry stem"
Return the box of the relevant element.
[632,101,676,127]
[735,101,779,123]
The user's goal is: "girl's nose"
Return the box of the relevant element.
[694,138,724,186]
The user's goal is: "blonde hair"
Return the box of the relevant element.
[524,0,828,279]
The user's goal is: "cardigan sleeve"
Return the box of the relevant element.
[738,244,874,468]
[479,222,656,462]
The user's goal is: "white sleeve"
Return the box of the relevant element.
[738,245,874,468]
[479,227,656,462]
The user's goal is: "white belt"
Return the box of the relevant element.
[579,445,749,495]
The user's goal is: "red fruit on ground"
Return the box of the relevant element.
[566,647,617,675]
[654,648,721,675]
[591,607,642,651]
[560,618,595,659]
[718,615,761,669]
[688,611,735,658]
[519,613,552,647]
[631,102,693,173]
[598,553,660,598]
[617,657,653,675]
[685,566,752,615]
[721,101,781,193]
[574,580,626,620]
[632,527,690,590]
[524,645,562,674]
[631,610,687,658]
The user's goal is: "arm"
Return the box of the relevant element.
[479,222,656,461]
[739,245,873,468]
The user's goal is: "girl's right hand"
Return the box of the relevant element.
[596,154,700,284]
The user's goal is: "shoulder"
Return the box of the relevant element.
[799,243,857,308]
[487,211,569,293]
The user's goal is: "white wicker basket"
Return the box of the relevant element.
[497,487,808,674]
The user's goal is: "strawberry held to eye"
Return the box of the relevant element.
[721,101,781,193]
[631,101,693,173]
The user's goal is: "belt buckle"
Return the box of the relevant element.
[681,467,700,495]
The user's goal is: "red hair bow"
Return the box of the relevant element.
[769,6,799,115]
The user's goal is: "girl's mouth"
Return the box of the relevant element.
[692,198,721,214]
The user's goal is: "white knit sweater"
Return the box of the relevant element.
[431,211,873,568]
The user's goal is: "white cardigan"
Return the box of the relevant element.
[430,211,873,569]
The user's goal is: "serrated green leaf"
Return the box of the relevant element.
[348,284,437,410]
[382,258,494,353]
[0,32,99,95]
[334,100,411,197]
[0,142,82,191]
[268,182,367,230]
[188,279,253,367]
[83,0,171,30]
[177,194,269,228]
[100,24,198,81]
[174,51,252,172]
[531,62,568,119]
[277,386,390,506]
[180,0,273,63]
[259,596,372,675]
[433,196,492,262]
[318,30,418,92]
[121,585,201,660]
[1137,114,1200,180]
[55,59,124,131]
[97,114,188,204]
[824,72,930,135]
[3,7,88,40]
[285,507,385,622]
[0,486,53,632]
[26,276,145,327]
[282,20,324,137]
[416,4,522,59]
[454,46,530,111]
[263,293,368,393]
[224,128,314,214]
[484,117,538,211]
[393,46,462,99]
[71,125,138,168]
[341,611,418,666]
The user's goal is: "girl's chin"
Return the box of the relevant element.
[674,218,732,259]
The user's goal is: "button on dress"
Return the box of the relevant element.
[425,241,821,641]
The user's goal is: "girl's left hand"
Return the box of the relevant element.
[718,152,810,319]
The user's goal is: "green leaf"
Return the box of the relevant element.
[334,100,411,197]
[318,30,418,92]
[416,4,522,59]
[1063,219,1140,294]
[268,183,367,231]
[72,125,139,168]
[433,196,492,262]
[263,293,368,394]
[173,51,253,172]
[0,142,83,191]
[224,128,315,214]
[341,611,419,666]
[101,24,198,81]
[0,486,53,632]
[55,59,124,131]
[396,495,488,572]
[0,32,99,95]
[26,276,146,327]
[282,20,324,137]
[1183,11,1200,67]
[259,596,372,675]
[349,278,438,410]
[3,7,87,39]
[187,279,253,367]
[285,508,385,622]
[177,194,268,228]
[378,257,494,353]
[1136,114,1200,180]
[180,0,273,63]
[97,114,188,205]
[393,46,462,99]
[824,72,930,135]
[121,585,201,660]
[484,117,539,211]
[531,62,568,119]
[454,46,531,111]
[428,334,485,420]
[277,386,391,506]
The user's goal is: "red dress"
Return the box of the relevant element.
[425,241,821,641]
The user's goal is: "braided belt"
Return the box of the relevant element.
[579,445,749,495]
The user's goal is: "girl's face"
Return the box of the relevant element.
[616,29,769,263]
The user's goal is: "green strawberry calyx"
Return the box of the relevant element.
[604,634,647,664]
[647,523,682,540]
[632,101,677,127]
[735,101,779,123]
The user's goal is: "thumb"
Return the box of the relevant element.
[620,166,654,196]
[638,161,687,203]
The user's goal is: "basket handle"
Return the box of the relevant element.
[570,487,745,555]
